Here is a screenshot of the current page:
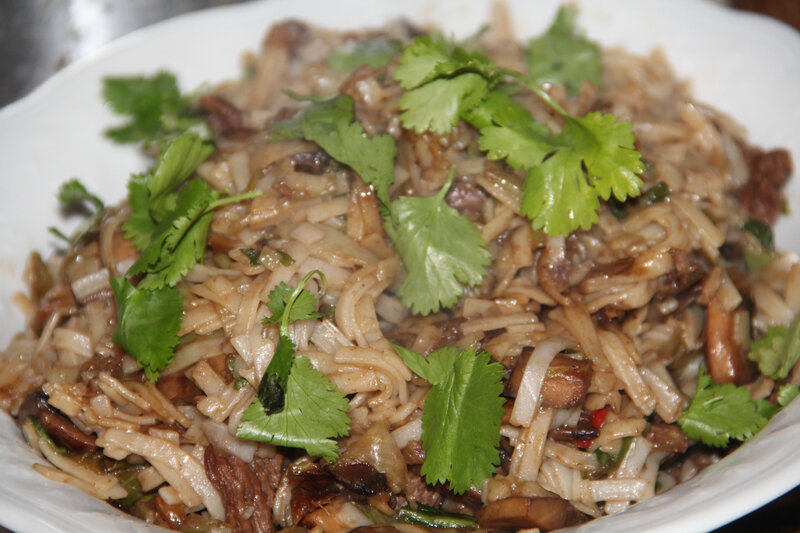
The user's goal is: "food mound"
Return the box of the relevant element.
[0,5,796,533]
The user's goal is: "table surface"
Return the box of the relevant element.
[0,1,798,532]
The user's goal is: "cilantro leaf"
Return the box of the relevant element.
[49,178,106,245]
[398,74,489,135]
[748,314,800,380]
[259,271,325,413]
[270,95,396,205]
[328,36,402,70]
[127,178,219,289]
[110,276,183,382]
[394,27,643,237]
[678,367,767,448]
[103,72,211,146]
[418,348,505,493]
[479,108,643,235]
[258,335,296,414]
[394,35,501,90]
[384,171,490,315]
[237,356,351,462]
[525,6,601,96]
[147,133,216,218]
[123,134,215,251]
[393,344,461,385]
[263,281,322,326]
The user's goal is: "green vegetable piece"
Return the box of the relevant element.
[237,356,351,462]
[103,72,211,146]
[110,276,183,382]
[385,170,490,315]
[743,219,774,251]
[28,416,68,456]
[778,382,800,407]
[233,377,249,391]
[48,178,106,245]
[241,248,262,266]
[270,95,396,205]
[328,36,402,70]
[589,436,631,479]
[525,6,601,96]
[418,348,505,493]
[678,367,767,448]
[397,504,478,528]
[643,181,670,204]
[748,314,800,380]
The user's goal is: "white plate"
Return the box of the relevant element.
[1,0,799,531]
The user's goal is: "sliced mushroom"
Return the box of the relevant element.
[705,297,752,384]
[477,496,585,532]
[506,352,592,409]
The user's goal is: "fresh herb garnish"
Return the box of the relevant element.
[743,219,774,251]
[524,5,601,96]
[110,276,183,382]
[48,178,106,244]
[328,36,403,70]
[397,504,478,528]
[237,271,350,460]
[241,247,262,266]
[270,95,489,315]
[394,344,505,493]
[103,72,211,147]
[748,314,800,380]
[678,367,767,447]
[124,134,260,289]
[393,12,644,236]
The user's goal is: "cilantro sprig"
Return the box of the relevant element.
[270,95,489,315]
[525,6,601,96]
[394,344,505,493]
[328,36,402,71]
[678,367,767,448]
[123,133,260,289]
[103,72,212,147]
[48,179,106,245]
[748,315,800,380]
[393,10,644,236]
[237,271,351,461]
[110,276,183,382]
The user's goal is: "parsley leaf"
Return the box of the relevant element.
[748,315,800,380]
[525,6,601,96]
[384,170,490,315]
[110,276,183,382]
[408,347,505,493]
[270,95,396,205]
[678,367,767,448]
[48,178,106,245]
[328,36,402,70]
[103,72,211,147]
[237,356,350,462]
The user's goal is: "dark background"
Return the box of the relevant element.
[0,0,798,532]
